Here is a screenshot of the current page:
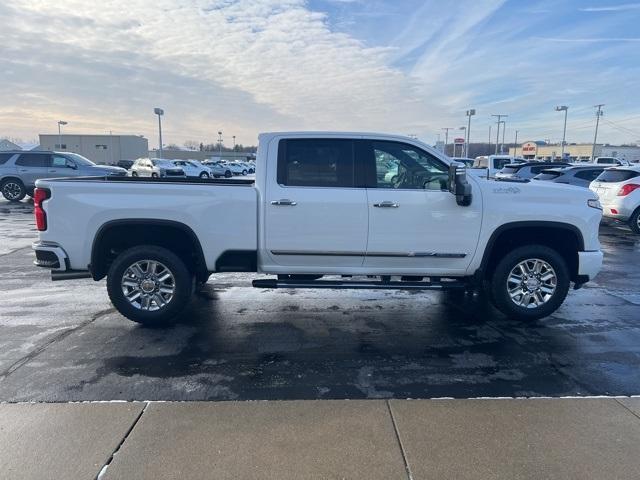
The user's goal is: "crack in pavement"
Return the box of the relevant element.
[0,307,115,381]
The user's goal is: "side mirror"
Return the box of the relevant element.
[448,162,472,206]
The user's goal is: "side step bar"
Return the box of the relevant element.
[252,278,467,290]
[51,270,92,281]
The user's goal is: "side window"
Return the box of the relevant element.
[576,169,603,181]
[51,155,69,168]
[16,154,49,167]
[0,153,13,165]
[530,166,546,174]
[277,139,354,187]
[371,141,448,190]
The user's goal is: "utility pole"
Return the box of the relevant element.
[465,109,475,158]
[442,127,453,156]
[57,120,67,150]
[154,108,164,158]
[491,114,507,155]
[513,130,519,157]
[591,104,604,161]
[555,106,569,158]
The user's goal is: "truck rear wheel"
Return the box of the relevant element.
[107,245,193,326]
[490,245,569,320]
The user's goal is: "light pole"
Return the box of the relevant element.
[218,131,223,158]
[513,130,519,157]
[555,105,569,158]
[154,108,164,158]
[488,125,492,152]
[232,135,236,151]
[491,114,507,154]
[500,120,506,154]
[57,121,67,150]
[465,109,475,157]
[591,104,604,161]
[442,127,453,156]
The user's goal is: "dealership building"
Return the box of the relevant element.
[39,134,148,165]
[510,141,640,162]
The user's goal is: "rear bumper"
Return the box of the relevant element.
[578,250,603,281]
[32,242,69,271]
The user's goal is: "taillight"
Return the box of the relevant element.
[617,184,640,196]
[34,188,50,231]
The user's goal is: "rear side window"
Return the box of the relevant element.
[596,170,640,183]
[15,154,49,167]
[575,169,604,181]
[530,165,548,174]
[501,165,521,174]
[536,171,562,180]
[277,139,354,187]
[0,153,14,165]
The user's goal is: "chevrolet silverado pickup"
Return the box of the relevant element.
[32,132,604,325]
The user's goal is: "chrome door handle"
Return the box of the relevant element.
[373,201,399,208]
[271,199,297,206]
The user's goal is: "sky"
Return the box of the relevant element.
[1,0,639,148]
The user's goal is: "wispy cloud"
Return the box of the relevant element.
[580,2,640,11]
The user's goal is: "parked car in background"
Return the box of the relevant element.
[590,165,640,233]
[451,157,475,168]
[228,162,249,175]
[0,151,126,202]
[533,165,606,188]
[171,160,212,179]
[223,162,246,176]
[117,160,135,170]
[130,158,185,178]
[202,160,232,178]
[594,157,630,166]
[495,161,571,181]
[468,155,525,178]
[238,161,255,174]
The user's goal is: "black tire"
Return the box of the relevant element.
[1,179,27,202]
[107,245,193,326]
[131,171,138,177]
[199,172,210,179]
[490,245,570,320]
[224,170,232,178]
[629,208,640,234]
[151,172,159,178]
[242,170,247,176]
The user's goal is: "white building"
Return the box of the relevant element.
[39,134,148,164]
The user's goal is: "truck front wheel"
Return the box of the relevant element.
[490,245,570,320]
[107,245,193,326]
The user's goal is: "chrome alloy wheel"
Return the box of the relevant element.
[2,182,22,200]
[121,260,175,311]
[506,258,557,309]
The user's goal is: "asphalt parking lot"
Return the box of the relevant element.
[0,199,639,402]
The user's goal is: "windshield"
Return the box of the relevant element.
[64,153,95,166]
[595,169,640,183]
[151,159,175,167]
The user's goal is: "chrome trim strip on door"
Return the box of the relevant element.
[270,250,466,258]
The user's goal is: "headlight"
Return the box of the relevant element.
[588,198,602,210]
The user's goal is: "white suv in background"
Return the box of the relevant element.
[130,158,185,178]
[590,165,640,233]
[171,160,212,178]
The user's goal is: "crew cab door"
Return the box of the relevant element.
[263,138,368,269]
[361,140,482,274]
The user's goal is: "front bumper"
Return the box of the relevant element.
[578,250,603,281]
[32,242,69,271]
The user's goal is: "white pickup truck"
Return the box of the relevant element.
[33,132,604,325]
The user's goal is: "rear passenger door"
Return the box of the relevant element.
[15,153,49,188]
[263,138,368,269]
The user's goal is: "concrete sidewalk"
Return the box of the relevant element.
[1,398,640,480]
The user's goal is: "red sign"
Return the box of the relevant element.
[454,138,465,144]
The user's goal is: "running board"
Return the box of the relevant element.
[252,278,467,290]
